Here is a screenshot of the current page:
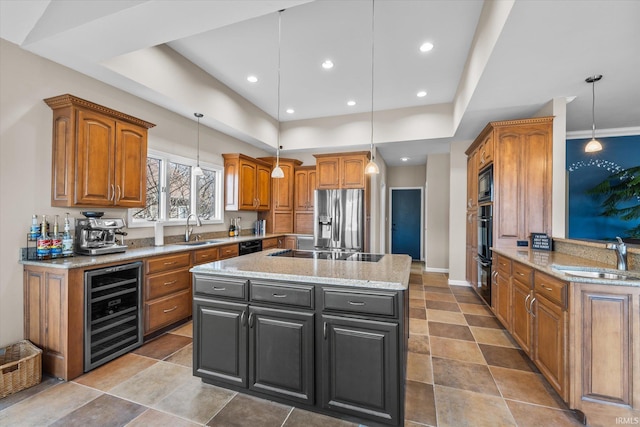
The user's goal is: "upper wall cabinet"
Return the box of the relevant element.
[257,157,302,233]
[222,153,271,211]
[44,94,155,208]
[314,151,370,189]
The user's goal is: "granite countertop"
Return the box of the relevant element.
[19,234,284,270]
[190,249,413,291]
[492,247,640,287]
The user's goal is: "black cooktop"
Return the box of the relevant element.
[269,250,384,263]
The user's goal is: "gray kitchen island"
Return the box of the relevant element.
[190,249,412,427]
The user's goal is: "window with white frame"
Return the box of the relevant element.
[128,150,223,226]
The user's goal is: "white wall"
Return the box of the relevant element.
[448,140,472,284]
[0,39,270,347]
[425,154,451,271]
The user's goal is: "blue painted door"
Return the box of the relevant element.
[391,189,421,259]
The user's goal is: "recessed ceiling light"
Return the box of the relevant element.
[247,75,258,83]
[322,60,334,69]
[417,90,427,98]
[347,100,356,106]
[419,42,434,52]
[286,108,295,114]
[401,157,409,162]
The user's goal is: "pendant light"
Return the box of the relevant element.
[271,10,285,179]
[193,112,204,176]
[584,74,603,153]
[365,0,380,175]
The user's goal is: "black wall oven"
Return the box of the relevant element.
[476,204,493,304]
[478,166,493,204]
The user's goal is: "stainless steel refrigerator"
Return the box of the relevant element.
[314,189,364,251]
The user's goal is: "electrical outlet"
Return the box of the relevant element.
[517,240,529,247]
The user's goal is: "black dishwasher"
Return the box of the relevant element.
[239,239,262,255]
[84,261,143,372]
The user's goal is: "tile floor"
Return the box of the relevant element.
[0,264,584,426]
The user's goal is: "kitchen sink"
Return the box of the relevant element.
[175,239,224,246]
[551,265,639,281]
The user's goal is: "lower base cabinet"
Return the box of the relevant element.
[322,315,399,425]
[193,273,406,427]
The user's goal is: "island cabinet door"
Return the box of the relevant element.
[248,306,314,405]
[321,315,399,426]
[193,297,248,387]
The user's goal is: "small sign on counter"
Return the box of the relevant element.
[530,233,552,251]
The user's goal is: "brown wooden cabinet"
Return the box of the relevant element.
[193,247,219,265]
[284,236,297,250]
[476,133,494,171]
[223,154,272,211]
[314,152,369,189]
[571,282,640,426]
[261,237,280,250]
[510,261,533,355]
[257,157,302,234]
[218,243,239,259]
[144,252,192,336]
[492,254,511,327]
[44,94,155,208]
[294,166,316,234]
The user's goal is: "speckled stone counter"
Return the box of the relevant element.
[492,247,640,287]
[190,249,412,290]
[18,234,285,270]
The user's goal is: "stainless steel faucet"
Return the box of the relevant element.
[606,236,627,270]
[185,213,202,242]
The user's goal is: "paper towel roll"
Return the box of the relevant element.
[154,222,164,246]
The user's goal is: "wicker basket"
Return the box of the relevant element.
[0,340,42,398]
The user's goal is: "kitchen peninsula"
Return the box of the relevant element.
[190,249,412,427]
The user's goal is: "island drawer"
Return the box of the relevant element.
[323,289,397,317]
[534,271,567,308]
[250,281,314,308]
[194,276,248,300]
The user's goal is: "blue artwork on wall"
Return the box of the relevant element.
[566,134,640,242]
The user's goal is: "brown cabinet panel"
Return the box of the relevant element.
[284,236,297,250]
[314,152,369,189]
[511,276,532,355]
[261,237,279,250]
[316,156,340,189]
[223,154,272,211]
[145,269,191,301]
[272,212,293,233]
[145,289,192,333]
[146,252,191,275]
[193,247,220,265]
[495,131,520,242]
[294,167,316,211]
[532,293,566,399]
[257,158,301,233]
[341,155,366,188]
[295,212,314,235]
[219,243,240,259]
[44,94,154,208]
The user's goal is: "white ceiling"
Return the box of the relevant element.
[1,0,639,166]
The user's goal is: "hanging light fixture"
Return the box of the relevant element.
[584,74,603,153]
[193,112,204,176]
[365,0,380,175]
[271,10,285,179]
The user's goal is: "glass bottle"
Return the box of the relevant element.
[62,213,74,256]
[229,219,236,237]
[50,215,62,257]
[36,215,51,258]
[29,214,39,240]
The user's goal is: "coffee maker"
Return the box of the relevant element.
[75,212,128,255]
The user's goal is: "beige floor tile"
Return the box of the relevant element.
[408,335,431,354]
[405,380,437,426]
[506,400,584,427]
[49,393,146,427]
[410,307,427,319]
[410,298,425,308]
[169,321,193,338]
[409,289,425,300]
[432,357,499,395]
[458,302,494,316]
[165,343,193,368]
[0,382,101,427]
[283,408,358,426]
[424,292,457,302]
[73,353,158,391]
[109,361,192,406]
[407,352,433,384]
[410,318,429,335]
[470,327,519,348]
[154,375,236,424]
[490,366,566,409]
[128,408,201,427]
[426,309,467,325]
[430,336,486,364]
[434,385,516,427]
[208,393,292,427]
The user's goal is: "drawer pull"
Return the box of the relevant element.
[272,293,287,298]
[323,322,327,339]
[348,301,366,306]
[516,272,525,276]
[163,261,176,266]
[212,286,227,291]
[163,305,178,313]
[163,280,177,286]
[541,285,553,291]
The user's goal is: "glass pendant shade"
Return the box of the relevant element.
[584,75,603,153]
[271,164,285,178]
[365,158,380,174]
